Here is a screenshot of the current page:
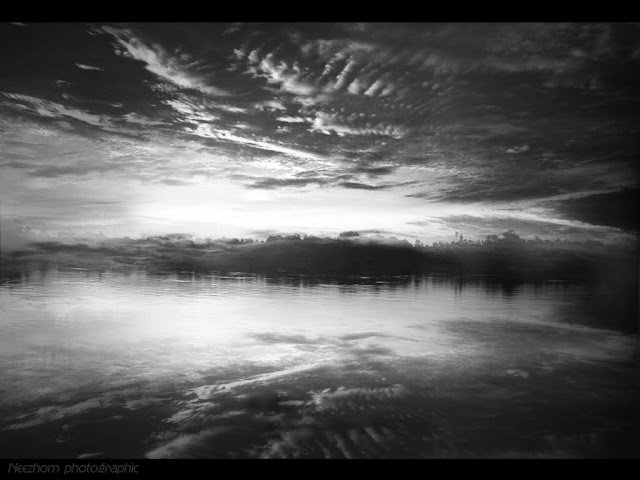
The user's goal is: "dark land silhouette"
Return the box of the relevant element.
[2,229,637,288]
[1,231,635,276]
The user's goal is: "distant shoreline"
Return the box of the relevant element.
[2,235,637,284]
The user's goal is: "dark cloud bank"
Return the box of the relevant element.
[554,188,640,232]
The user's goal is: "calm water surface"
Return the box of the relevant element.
[0,267,638,458]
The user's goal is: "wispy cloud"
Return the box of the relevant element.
[187,123,324,161]
[75,63,103,71]
[1,93,112,128]
[348,165,397,177]
[122,112,166,126]
[246,50,317,96]
[165,98,219,123]
[308,111,409,139]
[159,178,194,186]
[213,104,247,114]
[339,181,388,190]
[506,145,530,154]
[254,99,287,111]
[99,26,232,97]
[276,116,309,123]
[246,177,331,190]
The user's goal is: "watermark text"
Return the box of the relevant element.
[8,462,139,475]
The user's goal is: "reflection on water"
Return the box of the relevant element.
[0,267,637,458]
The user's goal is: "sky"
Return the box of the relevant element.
[1,22,639,248]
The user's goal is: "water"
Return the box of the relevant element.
[0,267,638,458]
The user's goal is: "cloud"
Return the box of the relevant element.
[3,154,133,181]
[255,100,287,111]
[213,104,247,114]
[331,58,359,91]
[347,77,368,95]
[232,169,411,193]
[30,164,121,178]
[1,93,112,128]
[553,188,640,231]
[363,78,387,97]
[429,181,572,205]
[99,26,231,96]
[460,120,529,138]
[308,111,409,139]
[122,113,166,126]
[75,63,103,71]
[246,177,331,190]
[251,333,318,345]
[338,181,388,191]
[276,116,309,123]
[298,39,405,99]
[159,179,194,186]
[187,123,325,161]
[302,38,379,60]
[506,145,530,154]
[348,165,396,177]
[165,98,218,123]
[482,56,575,74]
[308,384,409,411]
[430,213,621,241]
[246,50,318,97]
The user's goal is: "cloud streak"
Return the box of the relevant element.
[1,92,112,128]
[99,26,232,96]
[75,63,103,71]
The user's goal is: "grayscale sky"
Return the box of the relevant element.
[1,22,638,246]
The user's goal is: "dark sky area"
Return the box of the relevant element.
[1,22,639,247]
